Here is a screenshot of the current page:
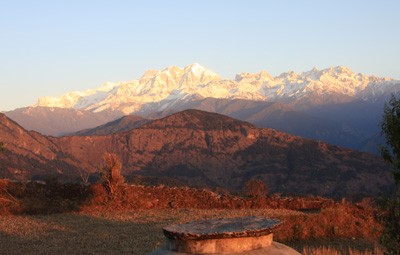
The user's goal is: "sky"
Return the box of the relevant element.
[1,0,399,111]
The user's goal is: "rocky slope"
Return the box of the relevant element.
[0,110,393,198]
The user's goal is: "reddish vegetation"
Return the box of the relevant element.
[275,203,380,241]
[0,179,370,213]
[85,183,334,211]
[0,179,381,242]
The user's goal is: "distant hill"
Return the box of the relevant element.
[73,115,150,136]
[4,106,122,136]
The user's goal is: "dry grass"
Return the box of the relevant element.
[274,203,381,242]
[301,245,383,255]
[0,209,382,255]
[0,213,164,254]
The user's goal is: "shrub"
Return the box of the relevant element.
[0,179,22,214]
[243,178,268,198]
[99,152,125,197]
[379,190,400,255]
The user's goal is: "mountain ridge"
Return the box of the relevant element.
[73,114,149,136]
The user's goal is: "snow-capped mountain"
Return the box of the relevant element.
[35,63,220,114]
[34,63,400,115]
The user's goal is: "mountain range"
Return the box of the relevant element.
[0,110,393,198]
[4,64,400,152]
[32,63,399,112]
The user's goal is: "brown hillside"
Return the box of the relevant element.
[0,110,393,198]
[0,113,78,179]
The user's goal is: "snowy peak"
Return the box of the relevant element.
[181,63,220,87]
[141,63,220,92]
[184,63,211,76]
[326,66,353,76]
[82,64,221,114]
[32,64,400,114]
[35,82,118,109]
[35,63,220,114]
[235,70,273,83]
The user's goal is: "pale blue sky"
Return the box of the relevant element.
[1,0,399,111]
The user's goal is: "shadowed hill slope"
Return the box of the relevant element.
[73,115,150,136]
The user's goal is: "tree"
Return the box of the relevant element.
[243,178,268,198]
[381,94,400,184]
[380,94,400,255]
[99,152,125,197]
[0,141,4,153]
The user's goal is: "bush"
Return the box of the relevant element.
[379,190,400,255]
[0,179,22,214]
[99,152,125,197]
[243,178,268,197]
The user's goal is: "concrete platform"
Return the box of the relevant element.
[146,217,301,255]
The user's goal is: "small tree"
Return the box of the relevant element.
[380,94,400,255]
[243,178,268,198]
[99,152,125,197]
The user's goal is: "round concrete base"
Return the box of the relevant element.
[147,241,301,255]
